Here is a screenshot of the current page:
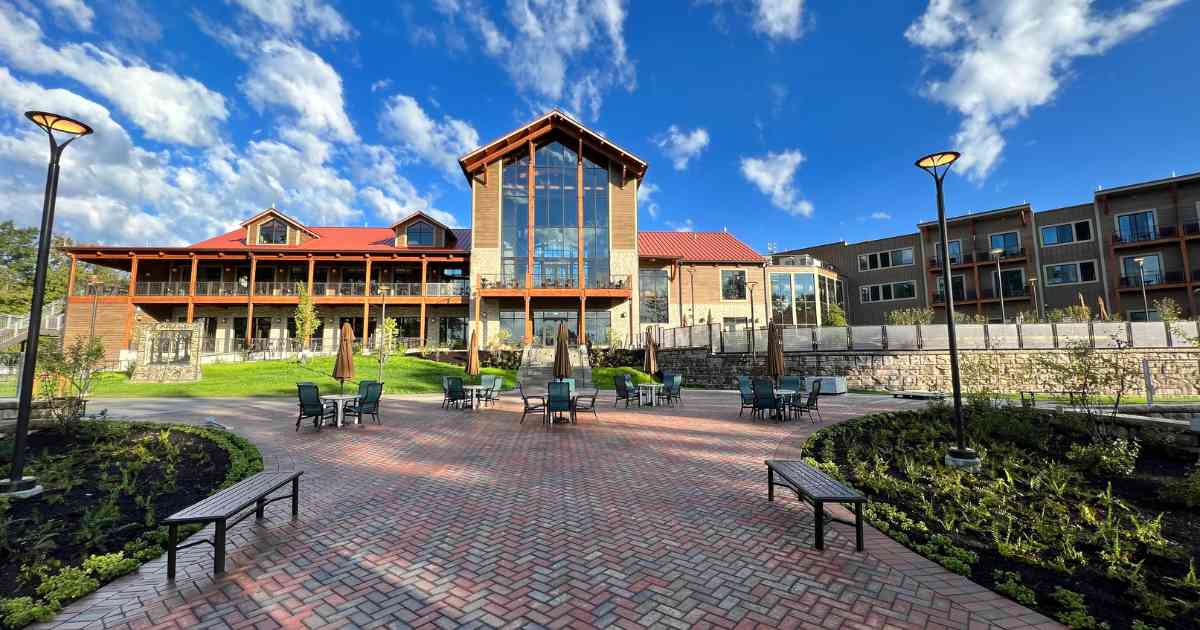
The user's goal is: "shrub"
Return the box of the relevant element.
[886,308,933,325]
[993,570,1036,607]
[35,566,98,607]
[1160,465,1200,508]
[82,552,139,581]
[1066,438,1140,477]
[1052,588,1103,629]
[0,597,56,627]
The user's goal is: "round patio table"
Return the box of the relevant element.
[638,383,664,407]
[775,389,797,421]
[462,385,486,410]
[320,393,360,427]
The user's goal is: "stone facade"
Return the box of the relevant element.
[658,345,1200,397]
[130,322,202,382]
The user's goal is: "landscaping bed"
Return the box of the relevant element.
[802,406,1200,630]
[0,421,262,628]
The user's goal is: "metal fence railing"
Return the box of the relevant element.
[650,320,1200,353]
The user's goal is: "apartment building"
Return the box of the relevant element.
[781,171,1200,325]
[61,110,777,359]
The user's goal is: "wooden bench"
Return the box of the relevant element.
[163,471,302,579]
[766,460,866,552]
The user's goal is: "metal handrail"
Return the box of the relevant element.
[426,281,469,296]
[195,281,249,296]
[135,281,190,296]
[371,282,421,296]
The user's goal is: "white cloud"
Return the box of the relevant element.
[740,149,814,217]
[433,0,634,119]
[229,0,353,40]
[379,94,480,180]
[653,125,709,171]
[870,211,891,220]
[241,39,357,142]
[906,0,1181,181]
[701,0,807,41]
[44,0,93,30]
[637,181,660,219]
[666,218,695,232]
[0,3,228,146]
[370,79,391,93]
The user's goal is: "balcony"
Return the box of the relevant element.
[73,282,128,296]
[531,274,578,289]
[979,286,1029,300]
[313,282,365,297]
[978,247,1025,261]
[585,274,631,289]
[425,281,469,297]
[1184,221,1200,236]
[135,281,189,296]
[1113,226,1178,244]
[371,282,422,296]
[479,274,526,289]
[928,253,969,269]
[932,290,976,305]
[1119,270,1186,288]
[195,281,249,296]
[253,282,302,296]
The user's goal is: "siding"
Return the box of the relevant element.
[63,301,129,361]
[611,170,636,249]
[472,161,501,248]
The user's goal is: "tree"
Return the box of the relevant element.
[376,317,397,380]
[293,283,320,362]
[36,336,105,428]
[822,303,847,327]
[0,221,75,315]
[886,308,934,325]
[1153,297,1181,323]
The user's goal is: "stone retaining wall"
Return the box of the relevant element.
[659,346,1200,397]
[0,398,58,433]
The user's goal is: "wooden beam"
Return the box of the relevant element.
[248,255,258,300]
[307,256,315,295]
[246,302,254,343]
[523,295,532,344]
[419,302,427,349]
[67,254,77,298]
[187,254,198,323]
[122,255,139,347]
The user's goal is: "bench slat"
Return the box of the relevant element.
[165,472,301,524]
[766,460,864,502]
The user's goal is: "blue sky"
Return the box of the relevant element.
[0,0,1196,252]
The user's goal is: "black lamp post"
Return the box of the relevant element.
[915,151,981,471]
[3,112,92,497]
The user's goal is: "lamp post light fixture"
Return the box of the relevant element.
[1134,257,1150,320]
[990,247,1007,323]
[4,111,92,498]
[915,150,981,472]
[1027,277,1042,321]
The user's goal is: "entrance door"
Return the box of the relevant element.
[533,310,578,345]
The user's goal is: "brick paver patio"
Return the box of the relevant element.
[46,391,1061,630]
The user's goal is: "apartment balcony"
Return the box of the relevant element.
[425,281,469,297]
[195,281,249,296]
[931,290,977,305]
[253,282,302,296]
[979,286,1030,300]
[135,281,190,296]
[1118,270,1186,288]
[1112,226,1178,245]
[73,282,128,296]
[313,282,365,297]
[478,274,526,289]
[927,253,971,269]
[978,247,1025,261]
[370,282,422,297]
[585,274,631,290]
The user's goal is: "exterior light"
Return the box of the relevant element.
[914,149,979,472]
[26,111,93,137]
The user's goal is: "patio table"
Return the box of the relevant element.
[638,383,664,407]
[320,393,360,427]
[462,385,486,410]
[775,389,797,421]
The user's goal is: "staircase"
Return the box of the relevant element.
[517,345,593,388]
[0,302,64,351]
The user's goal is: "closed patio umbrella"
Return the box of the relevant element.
[767,323,785,382]
[553,322,571,380]
[643,330,657,375]
[333,321,355,393]
[466,329,480,381]
[1097,296,1110,321]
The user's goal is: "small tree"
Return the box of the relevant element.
[293,282,319,362]
[886,307,934,325]
[1046,305,1090,323]
[953,311,988,324]
[376,317,397,380]
[1035,340,1141,441]
[487,327,512,350]
[1154,297,1181,323]
[36,336,105,428]
[822,303,847,327]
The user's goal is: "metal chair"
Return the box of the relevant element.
[547,381,574,424]
[445,377,472,409]
[737,376,755,417]
[440,376,453,409]
[574,388,599,419]
[517,383,546,424]
[614,373,637,407]
[296,382,335,431]
[480,374,502,407]
[751,377,783,421]
[790,379,823,424]
[662,373,683,406]
[346,381,383,424]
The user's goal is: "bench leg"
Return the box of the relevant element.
[814,501,824,551]
[291,477,300,517]
[167,524,178,580]
[855,503,864,552]
[213,520,227,576]
[767,467,774,502]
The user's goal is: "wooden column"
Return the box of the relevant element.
[66,254,78,298]
[973,265,982,316]
[364,255,373,299]
[523,295,533,343]
[186,254,198,323]
[306,256,314,294]
[577,137,585,290]
[246,302,254,343]
[676,262,685,325]
[248,255,257,299]
[527,140,535,289]
[122,255,139,347]
[579,296,586,344]
[419,302,427,348]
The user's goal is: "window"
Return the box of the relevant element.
[859,280,917,303]
[501,155,529,285]
[1122,254,1163,285]
[1044,261,1098,286]
[935,239,962,264]
[499,310,525,341]
[1041,220,1092,246]
[1129,309,1161,322]
[723,317,748,332]
[990,268,1026,297]
[148,330,192,365]
[989,231,1020,256]
[857,247,914,271]
[258,218,287,244]
[770,273,794,324]
[721,269,747,300]
[936,275,967,301]
[584,310,611,344]
[794,273,817,326]
[639,269,669,323]
[1117,210,1157,242]
[407,221,434,246]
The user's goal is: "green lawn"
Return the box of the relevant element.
[90,355,516,398]
[590,367,655,390]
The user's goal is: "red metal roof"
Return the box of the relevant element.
[637,231,764,263]
[187,226,471,252]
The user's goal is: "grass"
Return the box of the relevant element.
[88,355,516,398]
[590,367,655,390]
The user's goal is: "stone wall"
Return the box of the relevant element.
[0,399,59,432]
[130,322,202,382]
[658,346,1200,397]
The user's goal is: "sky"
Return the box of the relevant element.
[0,0,1197,253]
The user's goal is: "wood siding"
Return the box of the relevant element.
[63,301,129,361]
[611,169,636,249]
[473,161,501,248]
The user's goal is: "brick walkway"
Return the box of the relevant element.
[46,391,1061,630]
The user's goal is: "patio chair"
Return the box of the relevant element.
[441,376,453,409]
[556,377,576,396]
[790,379,823,424]
[614,374,637,407]
[445,377,473,409]
[296,382,335,431]
[518,383,545,424]
[737,376,755,417]
[662,373,683,407]
[479,374,501,407]
[574,387,599,419]
[752,377,783,421]
[547,381,574,424]
[779,375,802,394]
[346,381,383,425]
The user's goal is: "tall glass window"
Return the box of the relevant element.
[259,219,287,244]
[501,155,529,287]
[770,273,794,324]
[640,269,669,323]
[721,270,747,300]
[499,310,524,341]
[794,273,817,326]
[407,221,434,246]
[585,310,611,344]
[582,154,610,287]
[534,141,578,287]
